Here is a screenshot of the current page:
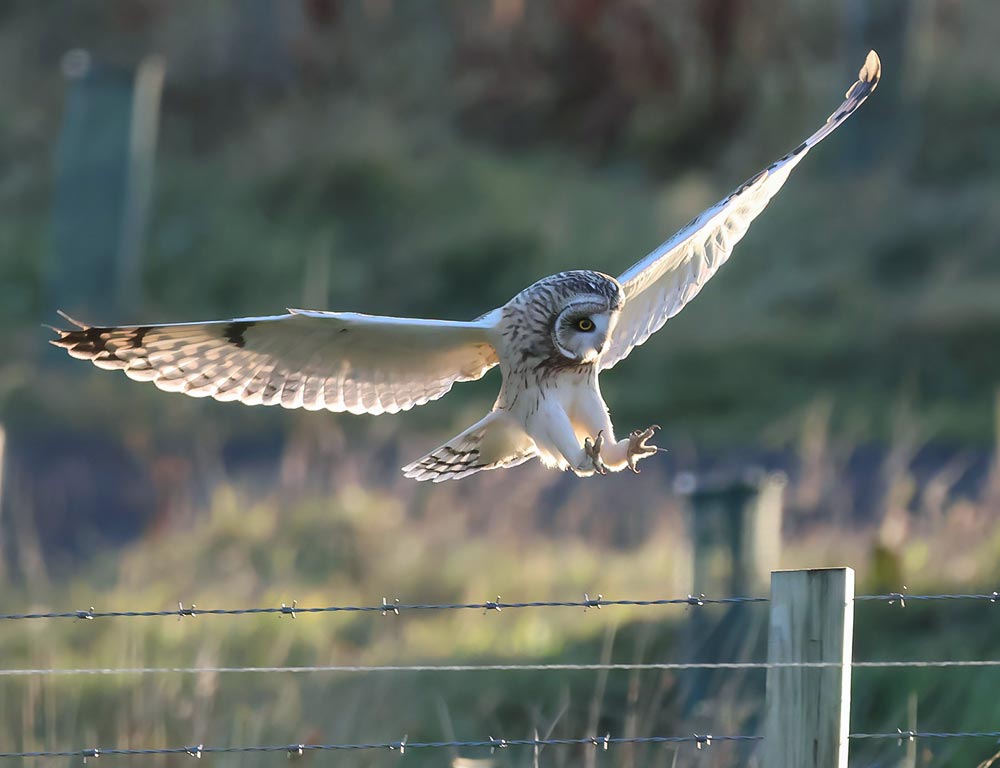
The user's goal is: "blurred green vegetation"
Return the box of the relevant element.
[0,1,998,444]
[4,481,1000,766]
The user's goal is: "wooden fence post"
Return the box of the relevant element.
[762,567,855,768]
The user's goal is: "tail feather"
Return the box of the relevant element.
[402,411,536,483]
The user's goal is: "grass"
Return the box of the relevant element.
[2,415,1000,766]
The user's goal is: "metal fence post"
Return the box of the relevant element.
[762,567,855,768]
[0,424,5,578]
[675,469,785,724]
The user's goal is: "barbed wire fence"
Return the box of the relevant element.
[2,578,1000,764]
[2,589,994,623]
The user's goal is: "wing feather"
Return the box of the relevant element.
[601,50,881,370]
[51,309,501,415]
[401,411,537,482]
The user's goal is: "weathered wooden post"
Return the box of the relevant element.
[762,567,855,768]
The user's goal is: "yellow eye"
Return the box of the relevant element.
[576,318,594,332]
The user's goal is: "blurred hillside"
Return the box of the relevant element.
[0,0,997,561]
[0,0,998,446]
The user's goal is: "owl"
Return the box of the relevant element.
[52,52,880,482]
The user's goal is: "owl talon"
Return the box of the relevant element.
[626,426,665,473]
[583,431,607,475]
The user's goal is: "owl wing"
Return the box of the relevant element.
[402,410,538,482]
[600,50,880,371]
[51,308,502,415]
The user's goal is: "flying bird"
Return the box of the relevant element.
[52,51,881,482]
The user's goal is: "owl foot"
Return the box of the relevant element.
[582,431,607,476]
[626,425,666,474]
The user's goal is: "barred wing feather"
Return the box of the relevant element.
[51,309,501,415]
[601,50,881,370]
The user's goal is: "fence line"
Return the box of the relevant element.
[0,734,757,759]
[0,594,764,621]
[6,578,1000,763]
[5,731,1000,760]
[5,659,1000,677]
[854,592,999,605]
[848,730,1000,741]
[1,591,996,623]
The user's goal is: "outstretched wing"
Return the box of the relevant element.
[601,50,881,370]
[51,308,501,415]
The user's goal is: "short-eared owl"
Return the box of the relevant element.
[53,52,880,482]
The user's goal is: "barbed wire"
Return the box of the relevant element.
[0,594,764,621]
[5,730,1000,759]
[0,734,757,759]
[4,583,995,762]
[850,730,1000,742]
[4,659,1000,677]
[2,590,996,623]
[2,592,997,760]
[855,592,999,606]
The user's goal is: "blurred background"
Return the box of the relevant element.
[1,1,999,766]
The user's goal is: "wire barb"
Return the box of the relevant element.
[280,601,297,619]
[694,734,712,750]
[176,602,197,620]
[896,729,916,746]
[483,596,502,615]
[583,593,602,611]
[287,744,304,758]
[388,736,407,755]
[185,744,203,759]
[489,737,508,754]
[590,734,610,751]
[382,597,400,617]
[686,594,706,608]
[888,587,908,608]
[75,607,94,622]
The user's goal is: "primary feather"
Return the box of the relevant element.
[601,50,881,370]
[51,309,500,416]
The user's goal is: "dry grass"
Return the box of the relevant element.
[2,394,1000,766]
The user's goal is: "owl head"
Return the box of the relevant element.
[544,272,623,364]
[551,297,618,363]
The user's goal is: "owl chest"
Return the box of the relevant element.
[498,362,596,419]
